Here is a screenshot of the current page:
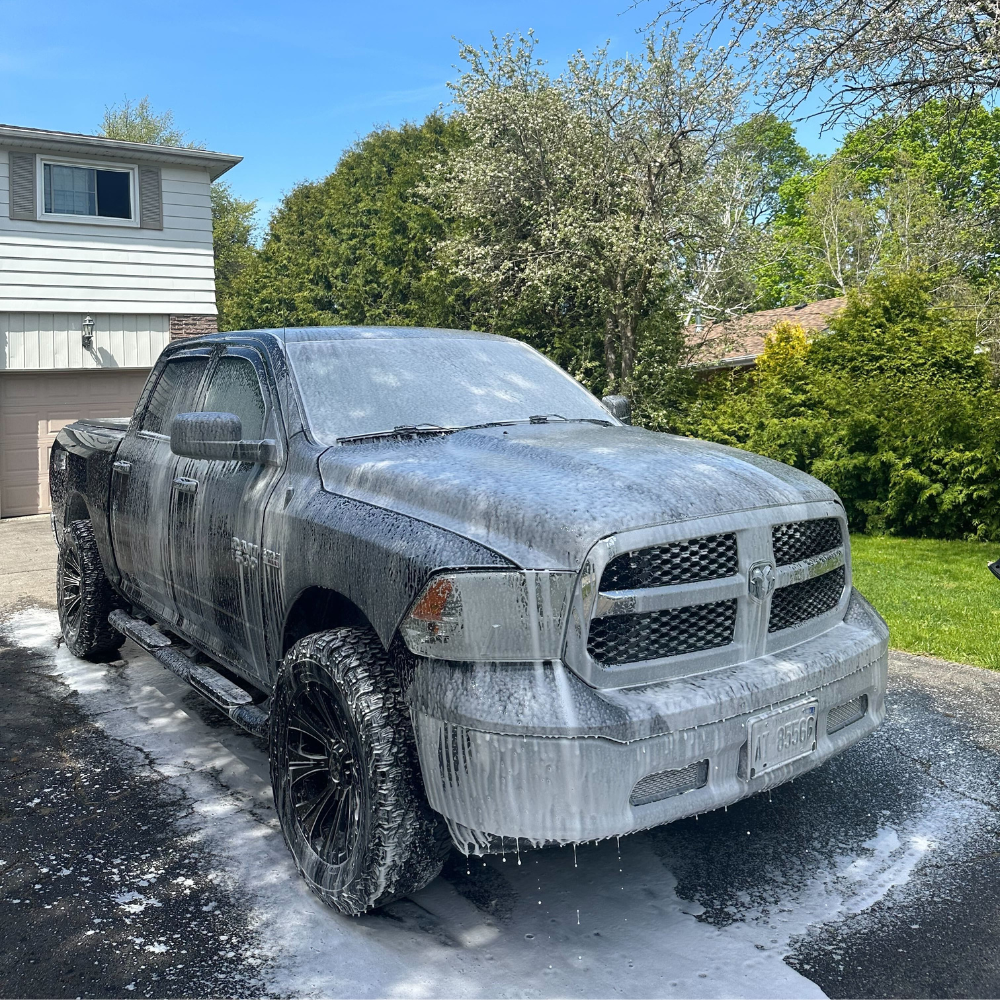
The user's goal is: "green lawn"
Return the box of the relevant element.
[850,535,1000,669]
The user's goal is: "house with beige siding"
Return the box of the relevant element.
[0,124,240,517]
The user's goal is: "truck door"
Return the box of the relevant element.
[110,352,210,621]
[167,348,283,682]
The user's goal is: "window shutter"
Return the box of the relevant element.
[139,166,163,229]
[8,152,36,220]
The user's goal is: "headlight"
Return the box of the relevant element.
[399,570,576,661]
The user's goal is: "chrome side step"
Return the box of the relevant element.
[108,610,269,739]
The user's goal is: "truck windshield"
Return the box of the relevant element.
[287,336,613,444]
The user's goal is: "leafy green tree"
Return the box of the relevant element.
[723,114,816,228]
[682,113,814,331]
[211,183,258,331]
[224,115,470,331]
[756,101,1000,306]
[841,101,1000,218]
[98,95,195,147]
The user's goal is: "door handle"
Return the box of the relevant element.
[113,460,131,476]
[172,477,199,495]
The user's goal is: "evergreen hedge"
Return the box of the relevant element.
[652,274,1000,541]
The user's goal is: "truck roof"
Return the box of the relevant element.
[191,326,508,348]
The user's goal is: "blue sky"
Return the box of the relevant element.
[0,0,839,227]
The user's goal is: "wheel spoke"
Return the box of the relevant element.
[286,726,327,758]
[291,703,334,750]
[63,553,81,581]
[60,542,84,635]
[315,694,350,748]
[286,683,367,866]
[321,792,349,860]
[298,784,340,840]
[287,761,327,787]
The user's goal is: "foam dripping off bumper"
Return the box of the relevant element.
[412,654,888,855]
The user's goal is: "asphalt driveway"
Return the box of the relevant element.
[2,518,999,999]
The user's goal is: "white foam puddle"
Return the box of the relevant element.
[7,607,979,999]
[710,797,972,966]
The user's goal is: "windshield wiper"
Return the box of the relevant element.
[336,416,613,445]
[336,424,457,445]
[456,415,613,431]
[527,414,613,426]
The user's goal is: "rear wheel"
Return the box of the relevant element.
[57,519,125,659]
[270,628,449,915]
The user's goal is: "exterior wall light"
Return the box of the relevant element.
[82,315,95,350]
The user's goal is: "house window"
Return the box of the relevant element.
[42,162,133,220]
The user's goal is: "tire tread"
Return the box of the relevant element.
[58,519,125,658]
[270,627,449,914]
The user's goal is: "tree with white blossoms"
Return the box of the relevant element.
[429,31,746,391]
[648,0,1000,131]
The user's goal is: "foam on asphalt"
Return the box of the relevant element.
[3,607,999,998]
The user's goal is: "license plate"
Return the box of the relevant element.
[747,699,818,778]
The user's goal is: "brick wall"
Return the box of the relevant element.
[169,315,218,340]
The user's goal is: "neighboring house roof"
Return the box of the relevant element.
[0,123,241,181]
[684,297,847,370]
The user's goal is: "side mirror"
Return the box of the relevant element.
[601,394,632,425]
[170,412,275,463]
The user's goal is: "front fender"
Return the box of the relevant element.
[262,482,514,661]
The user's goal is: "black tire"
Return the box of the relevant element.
[269,628,450,915]
[57,519,125,659]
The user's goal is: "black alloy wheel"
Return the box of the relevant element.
[285,683,367,872]
[59,542,85,644]
[270,628,451,915]
[56,520,125,659]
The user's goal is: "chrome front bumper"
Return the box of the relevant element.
[409,588,888,853]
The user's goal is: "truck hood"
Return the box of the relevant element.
[318,423,838,569]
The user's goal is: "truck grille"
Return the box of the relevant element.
[587,599,737,665]
[772,517,842,565]
[575,506,850,686]
[600,533,738,590]
[769,566,846,632]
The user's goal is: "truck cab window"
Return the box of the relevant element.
[140,357,209,435]
[202,356,266,440]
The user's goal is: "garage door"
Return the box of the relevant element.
[0,369,150,518]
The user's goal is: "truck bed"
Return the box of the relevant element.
[50,417,131,549]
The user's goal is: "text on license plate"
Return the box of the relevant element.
[747,699,818,778]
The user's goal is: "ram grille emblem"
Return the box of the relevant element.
[748,561,776,602]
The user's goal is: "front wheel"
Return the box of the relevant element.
[57,519,125,659]
[269,628,450,915]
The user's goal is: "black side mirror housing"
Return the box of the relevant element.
[170,412,276,463]
[601,394,632,425]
